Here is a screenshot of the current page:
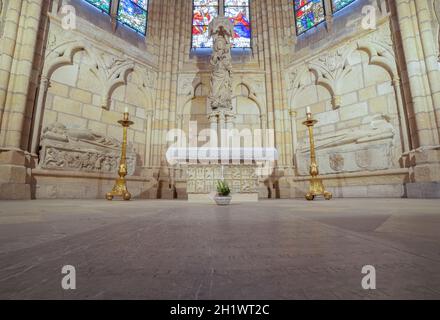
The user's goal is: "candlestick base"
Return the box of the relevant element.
[106,177,131,201]
[305,176,332,201]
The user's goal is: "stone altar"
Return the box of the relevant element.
[186,164,259,203]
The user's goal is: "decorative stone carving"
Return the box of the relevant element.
[314,114,395,150]
[186,164,258,194]
[208,16,234,112]
[297,114,396,175]
[329,153,344,171]
[308,49,352,109]
[90,52,135,109]
[39,123,136,175]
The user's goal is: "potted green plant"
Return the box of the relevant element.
[215,180,232,205]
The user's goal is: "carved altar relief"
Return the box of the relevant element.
[39,123,136,175]
[186,164,258,194]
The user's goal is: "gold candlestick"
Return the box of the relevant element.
[303,112,332,201]
[106,112,134,201]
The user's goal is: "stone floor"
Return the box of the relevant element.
[0,198,439,299]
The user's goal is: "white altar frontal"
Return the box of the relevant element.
[166,147,279,204]
[186,163,259,203]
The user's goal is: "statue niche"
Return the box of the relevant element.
[39,122,136,175]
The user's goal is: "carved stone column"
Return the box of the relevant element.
[218,112,226,148]
[208,113,219,148]
[289,110,298,163]
[225,113,235,131]
[31,77,50,154]
[414,0,440,138]
[145,111,154,167]
[0,0,45,149]
[394,0,440,147]
[392,77,411,153]
[260,114,267,148]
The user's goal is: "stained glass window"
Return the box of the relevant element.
[294,0,325,35]
[84,0,112,13]
[117,0,148,35]
[332,0,356,12]
[192,0,251,49]
[224,0,251,48]
[192,0,219,48]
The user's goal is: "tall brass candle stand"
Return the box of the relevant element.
[303,111,332,201]
[106,111,134,201]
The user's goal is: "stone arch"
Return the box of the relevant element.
[232,82,262,132]
[31,41,92,153]
[355,41,397,80]
[43,41,91,79]
[354,39,410,152]
[232,81,264,115]
[129,68,155,111]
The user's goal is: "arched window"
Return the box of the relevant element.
[117,0,149,35]
[84,0,112,13]
[294,0,326,35]
[192,0,251,49]
[332,0,356,13]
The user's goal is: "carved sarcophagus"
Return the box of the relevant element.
[296,114,397,175]
[38,122,136,175]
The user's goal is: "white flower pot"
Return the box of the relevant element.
[214,195,232,206]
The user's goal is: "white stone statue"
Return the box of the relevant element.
[208,17,234,112]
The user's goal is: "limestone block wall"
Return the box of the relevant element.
[288,22,404,173]
[27,0,160,198]
[1,0,440,199]
[41,48,155,169]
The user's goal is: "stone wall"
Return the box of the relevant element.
[0,0,439,199]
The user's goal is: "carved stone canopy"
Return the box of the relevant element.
[209,16,234,39]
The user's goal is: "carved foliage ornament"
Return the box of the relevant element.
[44,36,136,110]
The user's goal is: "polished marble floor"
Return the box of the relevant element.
[0,199,439,299]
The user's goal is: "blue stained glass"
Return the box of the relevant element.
[294,0,325,35]
[117,0,148,35]
[84,0,112,13]
[332,0,356,12]
[225,6,251,48]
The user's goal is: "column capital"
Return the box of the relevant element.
[146,110,154,118]
[208,113,219,122]
[392,77,401,87]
